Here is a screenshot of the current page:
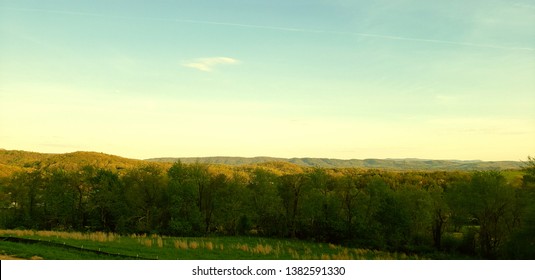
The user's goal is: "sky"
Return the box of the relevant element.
[0,0,534,161]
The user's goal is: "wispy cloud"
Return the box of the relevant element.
[183,57,239,72]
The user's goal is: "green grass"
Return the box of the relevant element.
[0,229,425,260]
[0,241,130,260]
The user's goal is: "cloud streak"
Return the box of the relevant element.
[183,57,239,72]
[152,17,535,51]
[3,7,533,52]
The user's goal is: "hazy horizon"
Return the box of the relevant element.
[1,1,534,161]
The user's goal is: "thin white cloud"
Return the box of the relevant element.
[183,57,239,72]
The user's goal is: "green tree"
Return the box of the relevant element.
[42,169,79,230]
[448,171,517,258]
[123,165,166,233]
[246,168,283,236]
[71,166,96,230]
[375,190,410,250]
[3,170,44,228]
[87,169,127,232]
[521,156,535,188]
[212,172,248,235]
[201,173,226,233]
[505,156,535,259]
[334,171,362,242]
[301,168,342,242]
[278,174,307,238]
[428,185,450,250]
[167,161,202,236]
[397,185,433,248]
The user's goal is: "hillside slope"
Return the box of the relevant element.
[0,149,163,177]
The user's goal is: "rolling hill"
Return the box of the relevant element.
[0,149,163,177]
[0,149,524,179]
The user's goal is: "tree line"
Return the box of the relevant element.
[1,159,534,259]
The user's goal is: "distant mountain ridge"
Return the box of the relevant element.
[0,149,524,176]
[146,156,523,171]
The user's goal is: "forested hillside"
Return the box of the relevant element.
[0,149,533,259]
[0,149,169,177]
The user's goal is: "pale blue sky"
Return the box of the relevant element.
[1,0,534,160]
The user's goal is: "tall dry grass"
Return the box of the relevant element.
[0,229,117,242]
[174,240,188,250]
[156,237,164,248]
[188,241,199,249]
[252,244,272,255]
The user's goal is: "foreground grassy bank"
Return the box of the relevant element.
[0,229,427,260]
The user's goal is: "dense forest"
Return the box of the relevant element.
[0,150,534,259]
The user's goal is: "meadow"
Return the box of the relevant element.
[0,229,425,260]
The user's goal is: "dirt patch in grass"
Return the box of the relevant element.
[0,254,43,260]
[0,254,25,260]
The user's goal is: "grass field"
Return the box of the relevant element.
[0,229,425,260]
